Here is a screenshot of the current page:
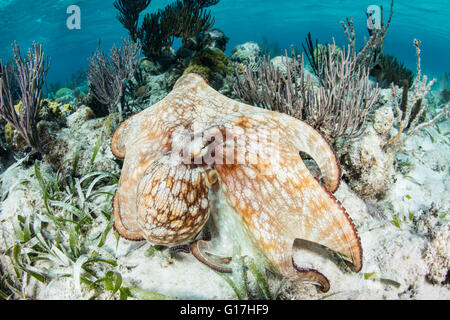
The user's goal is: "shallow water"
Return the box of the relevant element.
[0,0,449,302]
[0,0,449,84]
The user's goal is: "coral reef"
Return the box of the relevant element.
[45,69,88,102]
[340,39,449,199]
[114,0,152,42]
[125,64,146,101]
[75,89,109,118]
[183,48,232,88]
[66,105,95,130]
[2,96,76,154]
[40,99,75,122]
[424,224,449,285]
[41,105,119,177]
[54,87,72,99]
[230,42,261,66]
[197,28,229,52]
[302,32,326,84]
[3,122,14,145]
[341,0,393,72]
[1,59,21,103]
[176,28,229,61]
[302,1,393,84]
[437,73,450,105]
[259,35,281,58]
[373,104,395,136]
[341,104,395,197]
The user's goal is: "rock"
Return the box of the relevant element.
[413,204,450,285]
[439,89,450,105]
[55,87,72,99]
[66,105,95,130]
[180,29,229,56]
[145,48,176,72]
[373,105,394,136]
[183,48,232,90]
[40,99,76,125]
[127,73,173,113]
[198,28,229,52]
[343,126,394,197]
[303,68,320,87]
[373,88,393,109]
[43,109,119,177]
[53,87,76,105]
[141,59,161,75]
[103,113,120,135]
[269,55,319,87]
[270,56,290,73]
[230,42,261,65]
[424,224,450,284]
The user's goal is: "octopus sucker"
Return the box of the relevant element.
[111,73,363,292]
[292,258,331,293]
[315,179,363,272]
[189,240,232,273]
[214,151,362,276]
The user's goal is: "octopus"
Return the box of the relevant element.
[111,73,362,293]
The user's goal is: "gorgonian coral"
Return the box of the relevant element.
[114,0,152,42]
[0,42,50,154]
[114,0,219,59]
[234,43,380,143]
[87,38,141,122]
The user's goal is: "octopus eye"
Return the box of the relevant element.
[207,169,219,185]
[136,154,211,246]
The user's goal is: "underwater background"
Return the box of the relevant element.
[0,0,449,85]
[1,0,449,301]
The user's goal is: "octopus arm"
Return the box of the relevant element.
[111,115,136,159]
[293,259,331,293]
[111,103,169,159]
[113,154,149,241]
[112,114,172,240]
[271,113,342,193]
[215,139,362,278]
[220,110,342,193]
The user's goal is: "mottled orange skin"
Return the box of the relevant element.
[111,73,362,291]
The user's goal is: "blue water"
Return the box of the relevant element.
[1,0,449,85]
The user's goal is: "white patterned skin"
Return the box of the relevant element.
[136,154,211,245]
[111,73,362,281]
